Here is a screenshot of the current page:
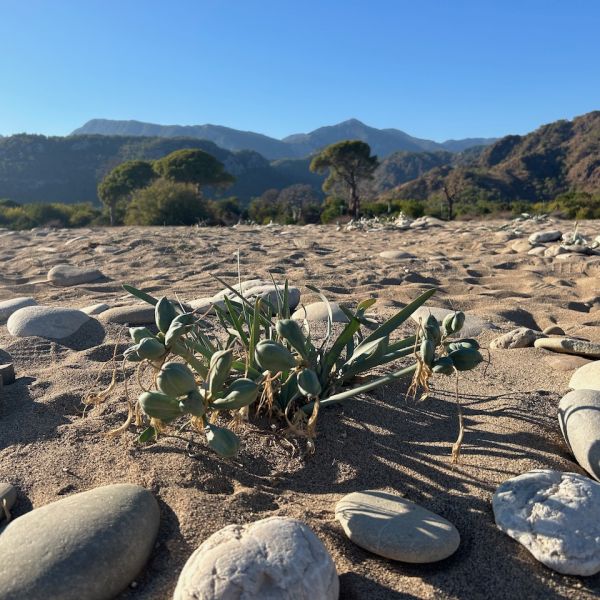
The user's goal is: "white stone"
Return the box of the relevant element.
[0,482,17,521]
[47,264,103,286]
[0,484,160,599]
[212,280,300,312]
[0,297,37,322]
[7,306,90,339]
[335,490,460,563]
[173,517,339,600]
[528,230,562,244]
[490,328,541,349]
[558,389,600,480]
[99,305,155,325]
[569,360,600,391]
[379,250,416,260]
[292,301,349,323]
[493,470,600,575]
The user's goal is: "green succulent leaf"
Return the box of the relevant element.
[137,426,157,443]
[212,378,259,410]
[123,284,159,306]
[157,362,198,397]
[205,424,240,457]
[155,297,178,334]
[139,391,182,422]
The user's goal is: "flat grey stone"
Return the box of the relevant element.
[335,490,460,563]
[0,363,15,385]
[558,389,600,480]
[528,230,562,244]
[490,328,541,349]
[0,482,17,521]
[7,306,89,339]
[99,305,155,325]
[0,297,37,323]
[510,239,533,253]
[292,301,349,323]
[80,303,110,316]
[212,280,300,313]
[411,306,497,338]
[569,360,600,391]
[379,250,416,260]
[47,264,103,286]
[173,516,338,600]
[493,470,600,575]
[0,484,160,600]
[534,337,600,359]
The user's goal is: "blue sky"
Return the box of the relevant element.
[1,0,598,141]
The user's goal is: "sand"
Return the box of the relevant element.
[1,218,599,599]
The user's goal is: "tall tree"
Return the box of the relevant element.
[153,149,234,196]
[98,160,156,224]
[310,140,378,218]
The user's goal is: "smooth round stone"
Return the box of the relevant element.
[493,470,600,575]
[379,250,416,260]
[490,327,540,349]
[528,230,562,244]
[0,362,15,385]
[543,325,566,336]
[335,490,460,563]
[569,360,600,391]
[0,484,160,599]
[292,301,349,323]
[543,354,592,372]
[99,305,156,325]
[534,337,600,359]
[47,264,104,286]
[173,517,339,600]
[510,239,533,253]
[0,297,37,322]
[0,482,17,520]
[212,280,301,312]
[81,303,110,316]
[7,306,90,339]
[411,306,497,338]
[558,389,600,480]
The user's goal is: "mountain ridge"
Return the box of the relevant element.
[71,118,497,159]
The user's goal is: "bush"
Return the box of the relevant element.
[0,202,102,229]
[125,180,211,226]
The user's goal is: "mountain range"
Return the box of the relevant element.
[72,118,496,159]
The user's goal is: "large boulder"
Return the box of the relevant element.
[173,517,338,600]
[569,360,600,391]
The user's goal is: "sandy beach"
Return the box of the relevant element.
[1,218,599,599]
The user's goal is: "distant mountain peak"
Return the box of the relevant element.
[72,118,497,160]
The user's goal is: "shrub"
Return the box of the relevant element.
[125,180,211,226]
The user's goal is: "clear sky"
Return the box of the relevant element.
[1,0,598,141]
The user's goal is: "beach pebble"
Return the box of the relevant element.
[99,305,156,325]
[81,303,110,316]
[379,250,416,260]
[528,230,562,244]
[292,301,349,323]
[510,239,532,253]
[410,216,444,228]
[412,306,497,338]
[0,482,17,520]
[0,362,15,385]
[7,306,90,339]
[493,470,600,575]
[0,297,37,322]
[490,327,541,349]
[213,280,301,312]
[173,516,339,600]
[527,246,546,256]
[335,490,460,563]
[47,264,104,286]
[559,389,600,480]
[569,360,600,391]
[0,484,160,599]
[543,325,565,336]
[543,354,592,372]
[534,337,600,359]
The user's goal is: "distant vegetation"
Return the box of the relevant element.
[1,112,599,229]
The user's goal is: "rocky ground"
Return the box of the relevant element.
[0,217,599,599]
